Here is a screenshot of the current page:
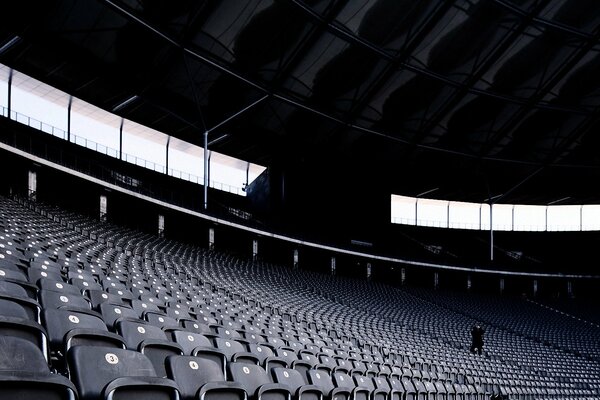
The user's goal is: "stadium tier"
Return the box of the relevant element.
[0,195,598,400]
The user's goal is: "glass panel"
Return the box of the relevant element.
[417,198,448,228]
[122,119,167,167]
[210,152,247,193]
[547,205,581,231]
[0,65,8,112]
[10,70,69,133]
[480,203,491,230]
[391,195,416,225]
[248,163,267,183]
[71,98,120,152]
[168,137,205,180]
[513,205,546,231]
[581,205,600,231]
[448,201,481,230]
[491,204,513,231]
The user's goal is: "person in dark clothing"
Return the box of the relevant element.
[470,324,485,355]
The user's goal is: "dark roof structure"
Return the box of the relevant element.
[2,0,600,204]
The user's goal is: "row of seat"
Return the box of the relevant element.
[1,195,599,399]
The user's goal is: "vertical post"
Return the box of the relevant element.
[490,203,494,261]
[415,198,418,225]
[28,170,37,201]
[7,68,12,117]
[165,135,170,173]
[246,162,250,189]
[252,239,258,260]
[119,118,124,160]
[204,131,208,210]
[158,214,165,238]
[208,227,215,250]
[330,257,336,276]
[67,96,72,142]
[512,204,515,230]
[99,195,107,222]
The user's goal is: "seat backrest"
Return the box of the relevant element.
[272,367,308,392]
[354,375,375,391]
[229,362,272,395]
[0,279,30,298]
[145,311,179,329]
[172,330,212,355]
[67,345,157,400]
[332,372,356,390]
[166,355,228,400]
[43,308,107,348]
[99,303,139,329]
[117,319,168,350]
[308,370,335,394]
[215,337,247,360]
[276,347,299,365]
[0,335,49,373]
[39,289,90,310]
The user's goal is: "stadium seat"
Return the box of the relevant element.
[166,355,246,400]
[229,362,292,400]
[67,345,180,400]
[307,369,351,400]
[171,330,213,355]
[272,367,324,400]
[0,335,77,400]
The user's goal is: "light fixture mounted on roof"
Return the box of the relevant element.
[208,134,229,147]
[0,36,21,56]
[112,95,139,112]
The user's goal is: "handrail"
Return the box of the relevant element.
[0,135,598,280]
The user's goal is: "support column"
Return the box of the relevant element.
[490,203,494,261]
[99,195,107,222]
[330,257,336,276]
[252,239,258,260]
[208,227,215,250]
[7,68,12,117]
[27,170,37,201]
[119,119,124,160]
[158,214,165,238]
[165,135,170,173]
[203,130,208,210]
[67,96,72,142]
[293,249,299,269]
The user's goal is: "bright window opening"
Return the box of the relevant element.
[0,63,266,196]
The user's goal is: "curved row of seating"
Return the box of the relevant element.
[0,195,598,399]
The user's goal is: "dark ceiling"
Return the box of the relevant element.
[2,0,600,205]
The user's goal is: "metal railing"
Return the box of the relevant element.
[3,106,245,196]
